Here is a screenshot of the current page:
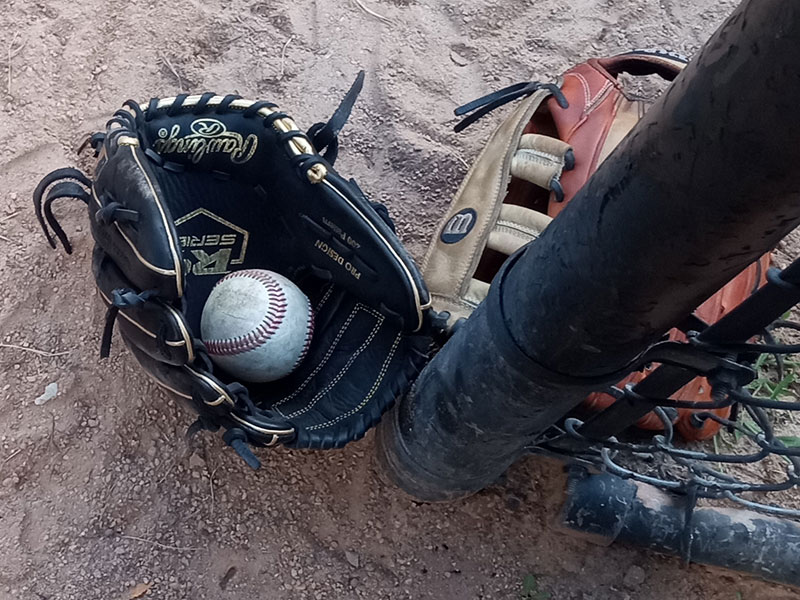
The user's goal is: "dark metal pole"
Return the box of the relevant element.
[560,471,800,587]
[377,0,800,501]
[578,255,800,439]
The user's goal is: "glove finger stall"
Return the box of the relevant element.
[93,247,193,365]
[122,333,295,446]
[91,138,184,300]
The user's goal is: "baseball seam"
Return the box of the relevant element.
[204,270,290,357]
[291,296,315,371]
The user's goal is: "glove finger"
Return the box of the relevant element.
[121,332,296,445]
[91,132,184,300]
[121,331,230,417]
[93,247,194,365]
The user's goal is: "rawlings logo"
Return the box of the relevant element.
[153,119,258,164]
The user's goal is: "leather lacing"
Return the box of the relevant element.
[100,288,157,358]
[33,167,93,254]
[453,80,574,201]
[453,81,569,132]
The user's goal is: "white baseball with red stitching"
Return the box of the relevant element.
[200,269,314,383]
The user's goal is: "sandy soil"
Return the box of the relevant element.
[0,0,797,599]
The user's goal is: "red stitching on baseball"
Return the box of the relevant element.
[205,270,292,357]
[291,298,315,371]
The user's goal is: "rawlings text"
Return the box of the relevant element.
[154,119,258,164]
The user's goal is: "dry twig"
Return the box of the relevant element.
[279,35,295,80]
[352,0,392,24]
[158,53,184,90]
[209,466,219,512]
[49,413,61,452]
[454,153,470,169]
[0,342,69,357]
[6,34,25,94]
[1,448,21,466]
[119,535,200,552]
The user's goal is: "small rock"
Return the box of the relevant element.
[219,566,237,590]
[449,49,470,67]
[623,565,646,587]
[34,382,58,406]
[505,493,523,511]
[188,453,206,470]
[561,555,583,574]
[345,551,360,568]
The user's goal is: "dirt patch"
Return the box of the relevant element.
[0,0,794,599]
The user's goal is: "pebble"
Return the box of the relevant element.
[345,551,360,568]
[623,565,646,587]
[34,382,58,405]
[449,49,470,67]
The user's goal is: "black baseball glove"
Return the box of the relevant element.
[33,74,432,466]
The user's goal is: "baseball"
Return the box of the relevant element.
[200,269,314,383]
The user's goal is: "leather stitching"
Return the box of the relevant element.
[585,81,613,114]
[308,332,401,430]
[494,220,543,239]
[272,303,376,409]
[275,304,384,418]
[430,292,479,310]
[566,72,592,107]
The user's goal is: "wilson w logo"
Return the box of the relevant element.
[440,209,477,244]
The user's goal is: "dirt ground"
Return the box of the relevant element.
[1,0,798,599]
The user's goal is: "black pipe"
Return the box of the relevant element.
[579,257,800,439]
[378,0,800,501]
[560,471,800,587]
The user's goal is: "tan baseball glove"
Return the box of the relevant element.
[423,50,770,440]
